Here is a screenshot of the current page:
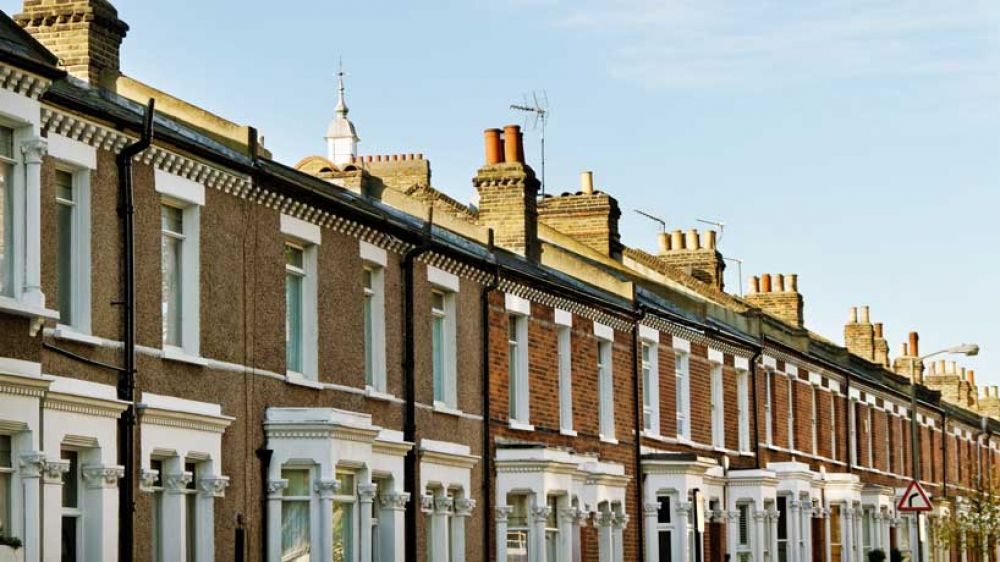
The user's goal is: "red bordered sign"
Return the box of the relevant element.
[897,480,933,512]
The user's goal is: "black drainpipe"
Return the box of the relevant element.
[115,98,155,562]
[750,329,764,469]
[480,230,499,562]
[631,297,647,559]
[402,209,434,562]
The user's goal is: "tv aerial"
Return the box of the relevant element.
[510,91,550,194]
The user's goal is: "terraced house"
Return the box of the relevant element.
[0,1,995,562]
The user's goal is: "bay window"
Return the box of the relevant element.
[656,496,673,562]
[544,496,559,562]
[506,494,529,562]
[735,503,752,562]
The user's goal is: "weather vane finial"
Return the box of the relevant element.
[335,57,348,116]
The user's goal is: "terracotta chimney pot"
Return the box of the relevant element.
[484,131,498,162]
[760,273,772,293]
[908,331,920,358]
[969,370,976,385]
[787,274,798,292]
[580,171,594,195]
[775,274,785,292]
[874,322,883,338]
[503,125,521,164]
[749,276,760,294]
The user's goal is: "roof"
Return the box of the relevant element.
[0,9,63,79]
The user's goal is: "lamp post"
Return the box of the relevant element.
[910,342,979,562]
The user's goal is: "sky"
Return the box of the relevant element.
[8,0,998,384]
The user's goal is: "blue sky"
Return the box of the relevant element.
[9,0,998,384]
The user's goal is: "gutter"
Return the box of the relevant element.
[115,98,154,562]
[402,208,434,562]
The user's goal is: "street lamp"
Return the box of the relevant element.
[910,339,980,562]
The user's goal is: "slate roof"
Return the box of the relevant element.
[0,9,63,78]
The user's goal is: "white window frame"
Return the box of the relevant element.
[849,398,858,466]
[811,386,819,455]
[156,170,203,363]
[736,368,751,453]
[710,363,724,448]
[556,310,574,435]
[830,392,838,461]
[596,325,616,442]
[764,368,774,446]
[787,375,796,451]
[866,406,874,468]
[0,123,20,302]
[735,502,752,562]
[429,267,459,410]
[641,336,660,436]
[675,351,691,442]
[281,215,320,382]
[48,133,95,341]
[0,434,12,543]
[60,448,84,562]
[361,241,387,395]
[506,305,530,428]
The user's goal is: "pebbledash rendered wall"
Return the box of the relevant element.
[1,2,999,562]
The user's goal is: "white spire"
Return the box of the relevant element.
[326,59,359,166]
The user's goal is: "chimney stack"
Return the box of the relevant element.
[653,227,726,290]
[16,0,129,90]
[844,304,875,362]
[536,170,623,259]
[745,272,805,327]
[893,331,924,383]
[474,124,539,260]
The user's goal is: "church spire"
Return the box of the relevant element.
[326,59,359,166]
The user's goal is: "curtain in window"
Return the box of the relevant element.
[281,470,311,562]
[332,501,353,562]
[161,206,184,346]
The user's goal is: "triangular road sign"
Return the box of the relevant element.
[897,480,933,512]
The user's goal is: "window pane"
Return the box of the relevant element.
[55,170,74,201]
[333,501,353,562]
[56,197,73,325]
[432,291,445,312]
[432,315,444,402]
[282,469,310,497]
[285,245,303,269]
[161,227,183,346]
[0,435,9,468]
[657,496,671,524]
[363,286,373,386]
[0,127,12,159]
[185,492,196,561]
[285,273,303,372]
[161,205,183,235]
[61,515,77,562]
[282,501,310,562]
[62,450,78,508]
[0,161,13,297]
[0,471,9,540]
[658,531,673,562]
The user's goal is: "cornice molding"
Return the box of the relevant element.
[0,63,51,99]
[499,277,632,333]
[139,406,233,434]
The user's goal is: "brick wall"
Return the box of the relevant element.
[538,192,622,258]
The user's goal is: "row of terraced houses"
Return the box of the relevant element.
[0,2,996,562]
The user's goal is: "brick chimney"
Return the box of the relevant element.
[652,228,725,290]
[872,322,890,368]
[745,273,804,327]
[844,306,875,362]
[537,171,623,259]
[892,331,924,382]
[923,361,978,410]
[15,0,129,90]
[473,125,540,260]
[979,384,1000,420]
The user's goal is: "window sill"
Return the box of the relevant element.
[508,420,535,432]
[641,430,662,440]
[285,372,324,389]
[0,296,59,321]
[599,435,619,445]
[162,346,208,367]
[559,428,578,437]
[432,402,464,417]
[364,386,396,402]
[53,326,101,346]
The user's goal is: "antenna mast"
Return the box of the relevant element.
[510,91,549,193]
